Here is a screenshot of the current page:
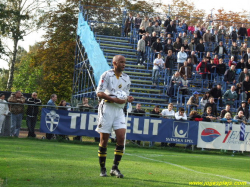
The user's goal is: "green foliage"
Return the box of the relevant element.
[0,68,9,91]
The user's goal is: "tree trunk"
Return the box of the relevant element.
[6,38,18,91]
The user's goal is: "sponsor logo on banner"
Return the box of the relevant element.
[173,121,189,138]
[201,128,221,142]
[45,110,60,132]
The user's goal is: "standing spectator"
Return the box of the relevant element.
[0,94,9,134]
[137,35,146,66]
[164,16,171,28]
[151,38,163,58]
[173,37,182,53]
[203,30,212,43]
[134,14,142,30]
[209,84,222,104]
[238,24,247,43]
[186,57,194,72]
[220,105,233,119]
[229,23,238,34]
[214,41,228,59]
[196,57,209,81]
[180,75,189,98]
[224,65,236,84]
[168,71,182,96]
[145,32,151,47]
[188,39,196,52]
[46,94,57,140]
[187,91,199,110]
[211,30,219,43]
[214,55,219,65]
[181,32,188,44]
[145,22,154,35]
[166,21,176,35]
[124,13,133,37]
[228,56,237,68]
[164,39,174,54]
[165,50,175,77]
[138,26,146,38]
[237,101,249,119]
[140,16,149,30]
[179,61,192,78]
[153,22,161,36]
[8,91,26,137]
[243,48,250,63]
[242,75,250,101]
[200,92,210,111]
[241,44,248,56]
[231,42,240,62]
[193,33,200,45]
[203,97,218,117]
[183,40,190,54]
[236,83,242,100]
[216,58,226,81]
[196,39,205,59]
[26,92,42,138]
[177,46,187,70]
[238,68,250,84]
[218,25,226,42]
[161,103,175,118]
[223,85,238,106]
[188,23,195,34]
[152,53,164,86]
[231,27,238,42]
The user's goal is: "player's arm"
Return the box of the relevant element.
[97,92,126,104]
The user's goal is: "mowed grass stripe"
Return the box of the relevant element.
[0,138,249,187]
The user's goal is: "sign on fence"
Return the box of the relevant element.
[40,108,198,144]
[197,122,250,151]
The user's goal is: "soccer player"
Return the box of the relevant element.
[96,55,134,178]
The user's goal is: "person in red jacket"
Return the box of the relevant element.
[196,57,209,80]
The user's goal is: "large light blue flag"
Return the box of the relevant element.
[77,12,111,86]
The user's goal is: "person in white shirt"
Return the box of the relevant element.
[152,53,165,86]
[177,46,187,70]
[175,107,187,120]
[161,103,175,118]
[0,94,9,133]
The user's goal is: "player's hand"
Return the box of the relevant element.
[113,98,126,104]
[127,96,134,103]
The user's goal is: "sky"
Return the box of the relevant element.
[0,0,249,69]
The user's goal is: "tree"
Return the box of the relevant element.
[0,0,52,91]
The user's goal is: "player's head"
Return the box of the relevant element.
[113,55,126,72]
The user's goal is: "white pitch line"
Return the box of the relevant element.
[126,153,250,184]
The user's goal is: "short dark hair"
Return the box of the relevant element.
[0,93,4,97]
[50,94,57,99]
[179,107,184,112]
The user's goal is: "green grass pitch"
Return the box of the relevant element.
[0,138,249,187]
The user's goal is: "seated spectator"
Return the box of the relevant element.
[180,75,189,98]
[176,22,183,33]
[165,49,175,77]
[234,110,247,123]
[156,16,162,26]
[175,107,187,120]
[131,103,145,145]
[182,40,190,54]
[187,91,199,110]
[224,65,236,84]
[216,58,226,79]
[242,75,250,101]
[189,110,203,121]
[161,103,175,118]
[181,32,188,45]
[173,37,182,53]
[146,22,154,35]
[236,83,242,100]
[220,104,233,118]
[188,23,195,34]
[214,55,219,65]
[152,53,165,86]
[228,56,237,67]
[188,51,198,66]
[214,41,228,59]
[245,59,250,69]
[238,68,250,84]
[193,33,200,45]
[223,85,238,106]
[196,39,205,59]
[236,58,245,72]
[164,16,171,28]
[179,61,192,78]
[159,33,165,44]
[188,39,196,52]
[202,106,217,122]
[164,33,172,44]
[231,42,240,62]
[168,71,182,96]
[200,92,210,111]
[164,39,174,54]
[177,46,187,70]
[203,97,218,117]
[151,38,163,58]
[237,101,249,119]
[221,112,238,127]
[186,57,194,72]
